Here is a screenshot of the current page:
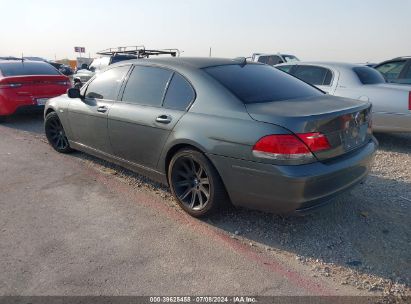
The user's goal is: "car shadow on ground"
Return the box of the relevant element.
[374,132,411,154]
[1,112,44,135]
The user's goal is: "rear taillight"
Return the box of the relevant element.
[408,92,411,110]
[0,83,22,89]
[57,81,70,86]
[252,132,331,162]
[296,133,331,152]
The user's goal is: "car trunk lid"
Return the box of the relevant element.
[245,95,373,161]
[0,75,70,104]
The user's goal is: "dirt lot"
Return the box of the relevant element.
[0,113,410,301]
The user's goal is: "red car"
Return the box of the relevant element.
[0,60,71,121]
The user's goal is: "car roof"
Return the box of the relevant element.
[390,56,411,60]
[0,59,48,64]
[116,57,254,70]
[276,61,366,69]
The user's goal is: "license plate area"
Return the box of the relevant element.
[341,123,369,151]
[36,98,48,106]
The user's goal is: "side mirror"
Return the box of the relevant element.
[67,87,81,99]
[89,66,96,72]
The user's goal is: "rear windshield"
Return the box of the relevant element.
[110,55,137,64]
[353,67,385,84]
[0,61,61,77]
[283,55,299,62]
[204,64,323,104]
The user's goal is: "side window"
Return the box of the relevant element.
[122,66,173,107]
[163,73,195,110]
[258,56,281,66]
[323,70,333,85]
[375,61,406,80]
[292,66,332,86]
[85,65,130,100]
[276,65,293,73]
[404,64,411,78]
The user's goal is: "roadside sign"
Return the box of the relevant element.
[74,47,86,53]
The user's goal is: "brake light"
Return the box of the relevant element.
[0,83,22,89]
[296,133,331,152]
[252,132,331,161]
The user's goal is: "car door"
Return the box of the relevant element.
[291,65,335,94]
[67,65,131,154]
[108,65,195,169]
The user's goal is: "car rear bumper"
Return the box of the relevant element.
[208,138,377,214]
[373,112,411,133]
[0,94,65,116]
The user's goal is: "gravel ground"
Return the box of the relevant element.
[70,132,411,301]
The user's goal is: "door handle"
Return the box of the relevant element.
[155,114,172,124]
[97,106,108,113]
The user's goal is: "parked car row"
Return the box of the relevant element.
[1,51,409,218]
[73,46,180,87]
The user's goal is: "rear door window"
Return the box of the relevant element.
[405,64,411,78]
[0,61,61,76]
[85,65,130,100]
[276,65,293,73]
[292,65,332,86]
[353,67,386,84]
[163,73,195,110]
[257,55,282,65]
[375,61,407,80]
[204,64,323,104]
[121,66,173,107]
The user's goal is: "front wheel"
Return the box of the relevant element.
[168,149,228,217]
[45,112,73,153]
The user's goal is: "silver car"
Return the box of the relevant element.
[277,62,411,133]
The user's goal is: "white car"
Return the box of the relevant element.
[276,62,411,133]
[251,53,299,66]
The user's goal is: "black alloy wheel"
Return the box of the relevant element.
[45,112,73,153]
[169,149,228,217]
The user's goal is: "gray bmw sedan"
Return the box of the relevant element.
[44,57,377,217]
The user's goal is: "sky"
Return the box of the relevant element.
[1,0,410,63]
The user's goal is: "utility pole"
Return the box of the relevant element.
[209,47,212,57]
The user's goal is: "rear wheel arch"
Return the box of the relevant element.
[164,143,228,194]
[45,107,55,116]
[165,143,203,179]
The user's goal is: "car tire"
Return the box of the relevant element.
[45,112,73,153]
[0,115,8,123]
[168,148,228,217]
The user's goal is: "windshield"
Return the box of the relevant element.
[353,67,386,85]
[204,64,323,104]
[0,61,61,76]
[283,55,299,63]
